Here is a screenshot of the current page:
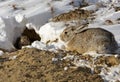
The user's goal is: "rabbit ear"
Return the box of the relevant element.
[75,25,88,33]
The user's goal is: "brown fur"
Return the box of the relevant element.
[60,27,118,54]
[60,25,88,42]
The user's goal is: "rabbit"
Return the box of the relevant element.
[60,25,88,42]
[60,26,118,54]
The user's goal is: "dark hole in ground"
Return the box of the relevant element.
[14,27,41,49]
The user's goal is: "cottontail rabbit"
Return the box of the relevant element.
[60,26,118,54]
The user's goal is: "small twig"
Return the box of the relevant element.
[12,4,18,10]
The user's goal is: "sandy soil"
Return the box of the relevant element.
[0,48,104,82]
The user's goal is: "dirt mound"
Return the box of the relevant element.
[51,9,91,22]
[0,48,103,82]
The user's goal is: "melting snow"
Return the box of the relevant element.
[0,50,4,56]
[100,65,120,82]
[0,0,120,82]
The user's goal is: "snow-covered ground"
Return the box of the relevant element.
[0,0,120,82]
[0,0,77,51]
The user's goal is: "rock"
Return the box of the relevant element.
[14,28,40,49]
[18,35,31,48]
[114,7,120,11]
[105,56,119,67]
[104,20,113,25]
[22,28,40,42]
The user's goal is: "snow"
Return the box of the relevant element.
[0,0,75,51]
[9,55,17,60]
[0,50,4,56]
[64,66,68,71]
[0,0,120,82]
[38,22,65,44]
[0,15,25,51]
[82,4,98,11]
[100,65,120,82]
[62,53,120,82]
[31,41,47,50]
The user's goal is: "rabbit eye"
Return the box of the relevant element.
[65,32,68,34]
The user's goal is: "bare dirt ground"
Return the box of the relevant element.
[0,48,104,82]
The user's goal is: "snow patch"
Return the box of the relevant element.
[0,50,4,56]
[100,65,120,82]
